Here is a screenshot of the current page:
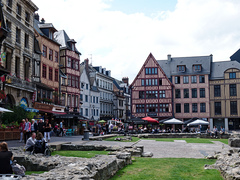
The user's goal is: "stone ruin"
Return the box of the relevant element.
[114,136,132,141]
[205,134,240,180]
[10,143,153,180]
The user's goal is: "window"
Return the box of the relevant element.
[230,101,238,115]
[25,11,30,23]
[16,27,21,43]
[184,89,189,98]
[200,103,206,112]
[192,103,198,113]
[42,64,47,78]
[230,84,237,96]
[184,103,189,113]
[24,33,29,48]
[49,67,53,80]
[141,79,144,86]
[54,51,58,62]
[145,68,149,75]
[175,89,181,98]
[176,104,181,113]
[75,61,79,70]
[7,0,12,8]
[159,79,162,85]
[15,57,20,77]
[96,97,99,103]
[145,68,157,75]
[199,75,205,83]
[193,64,201,71]
[177,65,185,72]
[6,20,11,38]
[146,91,158,99]
[17,4,22,17]
[159,104,169,112]
[67,57,71,67]
[159,90,165,98]
[42,45,47,58]
[68,75,71,86]
[229,72,236,79]
[86,84,88,90]
[215,102,221,115]
[191,76,197,83]
[85,109,88,116]
[175,76,180,84]
[183,76,189,84]
[139,91,145,99]
[192,88,197,98]
[214,85,221,97]
[72,76,75,87]
[71,59,75,69]
[49,49,53,60]
[55,69,58,81]
[85,95,88,102]
[76,77,79,88]
[136,104,145,113]
[200,88,205,98]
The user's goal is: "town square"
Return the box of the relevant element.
[0,0,240,179]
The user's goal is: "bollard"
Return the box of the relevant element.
[83,129,89,141]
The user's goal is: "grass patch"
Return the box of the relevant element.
[52,150,109,158]
[25,171,46,175]
[111,158,223,180]
[104,136,228,144]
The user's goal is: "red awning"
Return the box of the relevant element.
[37,109,66,115]
[142,116,159,123]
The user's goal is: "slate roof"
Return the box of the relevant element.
[157,55,213,78]
[54,30,81,55]
[211,61,240,80]
[230,49,240,62]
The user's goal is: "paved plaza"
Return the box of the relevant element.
[5,135,231,159]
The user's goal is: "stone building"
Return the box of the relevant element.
[210,61,240,131]
[1,0,38,107]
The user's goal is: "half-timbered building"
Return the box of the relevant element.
[130,53,173,120]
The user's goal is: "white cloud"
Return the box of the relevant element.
[32,0,240,83]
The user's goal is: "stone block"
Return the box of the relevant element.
[228,138,240,147]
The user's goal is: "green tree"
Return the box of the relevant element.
[1,105,27,124]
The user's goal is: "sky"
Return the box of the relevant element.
[32,0,240,83]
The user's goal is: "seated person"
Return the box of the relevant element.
[210,126,218,137]
[25,132,36,151]
[220,126,225,135]
[0,142,13,174]
[34,132,48,153]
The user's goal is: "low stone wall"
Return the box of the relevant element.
[11,147,132,180]
[89,134,116,141]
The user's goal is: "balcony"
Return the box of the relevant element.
[5,75,36,92]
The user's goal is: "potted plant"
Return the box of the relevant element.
[0,124,6,131]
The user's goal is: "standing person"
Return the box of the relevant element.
[38,119,45,135]
[0,142,14,174]
[23,118,31,144]
[31,119,37,134]
[44,119,51,142]
[59,120,64,136]
[19,119,25,142]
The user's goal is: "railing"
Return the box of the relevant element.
[5,75,36,91]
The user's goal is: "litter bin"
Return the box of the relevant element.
[83,129,89,140]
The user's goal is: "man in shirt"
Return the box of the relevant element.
[25,132,36,152]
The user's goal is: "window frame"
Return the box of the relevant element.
[192,88,197,98]
[214,85,221,97]
[229,72,236,79]
[192,103,198,113]
[230,84,237,96]
[42,64,47,78]
[49,67,53,80]
[230,101,238,115]
[214,102,221,115]
[200,88,205,98]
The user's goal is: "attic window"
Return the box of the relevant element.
[49,31,53,40]
[177,65,186,72]
[71,43,75,51]
[193,64,202,72]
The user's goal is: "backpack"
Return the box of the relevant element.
[11,162,26,176]
[34,140,44,153]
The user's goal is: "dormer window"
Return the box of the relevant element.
[49,31,53,40]
[177,65,186,72]
[193,64,202,72]
[71,43,75,51]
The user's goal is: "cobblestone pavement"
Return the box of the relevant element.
[5,135,231,158]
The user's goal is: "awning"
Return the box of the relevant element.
[24,107,39,113]
[54,113,88,120]
[37,109,66,115]
[142,116,159,124]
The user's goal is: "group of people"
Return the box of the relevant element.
[25,132,48,153]
[207,126,225,138]
[19,118,52,143]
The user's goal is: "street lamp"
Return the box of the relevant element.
[0,0,8,51]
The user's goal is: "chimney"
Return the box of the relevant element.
[167,54,171,61]
[122,77,129,85]
[34,13,39,21]
[40,18,45,24]
[84,59,89,72]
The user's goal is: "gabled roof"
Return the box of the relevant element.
[211,61,240,80]
[230,49,240,62]
[157,55,212,78]
[130,53,173,87]
[54,30,81,55]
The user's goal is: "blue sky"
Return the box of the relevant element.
[32,0,240,82]
[107,0,177,16]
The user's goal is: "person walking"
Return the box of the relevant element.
[19,119,25,142]
[59,120,64,136]
[38,119,45,135]
[31,119,38,134]
[44,119,51,142]
[23,118,31,144]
